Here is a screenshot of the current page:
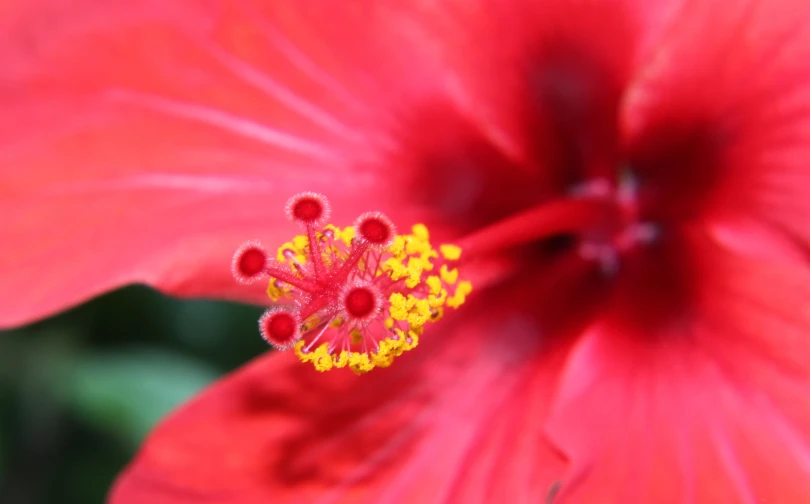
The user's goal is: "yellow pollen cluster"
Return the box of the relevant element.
[324,224,356,247]
[294,329,420,374]
[276,235,309,264]
[271,223,472,374]
[266,280,291,301]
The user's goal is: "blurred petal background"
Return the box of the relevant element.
[0,288,264,503]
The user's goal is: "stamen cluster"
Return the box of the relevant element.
[232,193,472,374]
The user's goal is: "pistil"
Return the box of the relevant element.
[457,197,621,260]
[232,193,472,374]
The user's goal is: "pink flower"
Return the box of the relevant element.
[3,0,810,502]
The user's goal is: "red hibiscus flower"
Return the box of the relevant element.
[3,0,810,502]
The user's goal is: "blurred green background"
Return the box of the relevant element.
[0,287,266,504]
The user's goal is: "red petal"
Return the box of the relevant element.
[0,0,473,326]
[414,0,677,189]
[623,0,810,259]
[546,230,810,502]
[109,297,566,503]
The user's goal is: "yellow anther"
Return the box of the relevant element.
[447,281,473,308]
[404,257,424,288]
[333,350,350,368]
[405,237,430,256]
[419,249,439,270]
[373,356,394,368]
[374,338,405,366]
[295,337,414,374]
[412,223,430,241]
[276,243,294,262]
[315,356,333,372]
[384,317,394,329]
[371,349,393,367]
[440,264,459,284]
[266,280,286,301]
[340,226,355,246]
[395,328,420,351]
[296,343,337,372]
[293,235,308,249]
[294,341,309,360]
[389,236,406,257]
[276,234,310,264]
[429,288,448,308]
[394,328,407,342]
[389,292,412,320]
[384,257,408,280]
[405,332,419,350]
[321,225,342,248]
[439,244,462,260]
[349,353,374,374]
[426,276,442,296]
[407,298,431,326]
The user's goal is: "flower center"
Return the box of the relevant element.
[572,172,657,275]
[232,193,472,374]
[457,169,655,275]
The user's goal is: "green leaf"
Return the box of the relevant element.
[65,347,220,447]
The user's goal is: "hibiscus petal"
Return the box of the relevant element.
[623,0,810,258]
[411,0,678,189]
[108,293,566,504]
[546,230,810,502]
[0,0,475,327]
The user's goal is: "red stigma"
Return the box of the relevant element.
[344,285,379,319]
[286,192,330,225]
[240,249,266,274]
[355,212,395,247]
[259,309,301,349]
[231,241,268,284]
